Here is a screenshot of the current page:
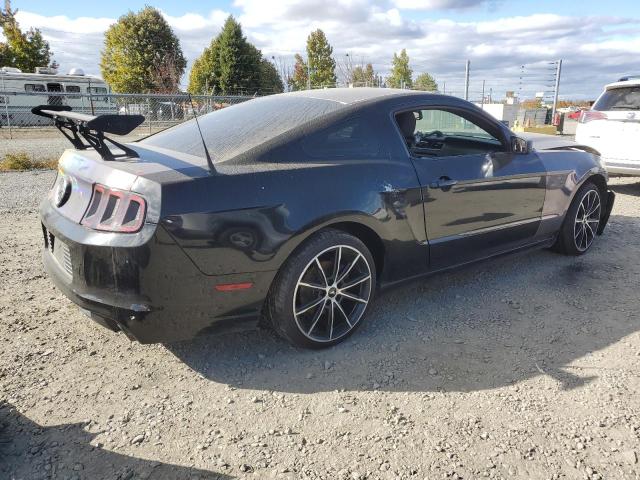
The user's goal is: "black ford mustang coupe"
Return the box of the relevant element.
[38,88,614,348]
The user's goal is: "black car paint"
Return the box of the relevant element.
[40,89,611,343]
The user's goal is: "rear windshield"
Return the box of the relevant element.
[593,86,640,111]
[141,95,343,162]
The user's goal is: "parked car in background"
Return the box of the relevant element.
[37,89,614,349]
[576,77,640,175]
[567,109,585,121]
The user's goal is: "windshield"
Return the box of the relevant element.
[593,86,640,111]
[141,95,343,162]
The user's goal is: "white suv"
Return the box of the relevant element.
[575,77,640,175]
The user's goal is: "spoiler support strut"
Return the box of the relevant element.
[31,105,145,161]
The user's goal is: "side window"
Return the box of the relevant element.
[87,86,108,102]
[301,117,381,159]
[66,85,81,98]
[395,109,502,158]
[24,84,45,92]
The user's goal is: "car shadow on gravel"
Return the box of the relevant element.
[609,180,640,197]
[167,214,640,395]
[0,402,229,480]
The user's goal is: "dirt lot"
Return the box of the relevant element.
[1,171,639,480]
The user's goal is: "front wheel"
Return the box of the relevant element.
[266,230,376,348]
[553,181,602,255]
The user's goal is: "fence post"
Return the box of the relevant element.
[464,60,470,101]
[147,97,152,135]
[1,75,12,139]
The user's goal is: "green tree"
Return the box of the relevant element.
[387,49,412,89]
[306,29,336,88]
[413,72,438,92]
[100,6,186,93]
[0,7,52,72]
[287,53,308,91]
[188,39,220,94]
[351,63,376,86]
[259,59,284,94]
[188,16,280,95]
[216,17,261,94]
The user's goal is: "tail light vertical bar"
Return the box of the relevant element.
[81,183,147,233]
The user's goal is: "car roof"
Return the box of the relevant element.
[284,87,431,106]
[605,78,640,89]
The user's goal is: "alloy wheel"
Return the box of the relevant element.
[574,189,601,252]
[292,245,372,343]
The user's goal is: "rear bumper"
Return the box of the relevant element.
[40,201,276,343]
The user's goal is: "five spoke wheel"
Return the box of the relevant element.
[573,189,601,252]
[293,245,372,343]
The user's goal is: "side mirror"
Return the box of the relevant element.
[511,136,532,154]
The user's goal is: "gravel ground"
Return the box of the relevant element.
[1,171,639,480]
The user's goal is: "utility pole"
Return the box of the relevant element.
[307,62,311,90]
[442,81,446,95]
[481,80,485,107]
[551,59,562,121]
[464,60,470,101]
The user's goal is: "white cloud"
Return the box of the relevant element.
[10,4,640,99]
[393,0,490,10]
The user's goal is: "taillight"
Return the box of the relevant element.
[81,184,146,233]
[579,111,608,123]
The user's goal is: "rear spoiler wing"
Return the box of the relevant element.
[32,105,145,161]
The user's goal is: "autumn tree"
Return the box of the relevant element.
[288,53,308,91]
[100,6,186,93]
[387,49,412,89]
[520,98,543,109]
[413,72,438,92]
[0,5,52,72]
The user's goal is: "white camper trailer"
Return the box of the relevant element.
[0,67,115,127]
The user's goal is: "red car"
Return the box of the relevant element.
[567,109,585,120]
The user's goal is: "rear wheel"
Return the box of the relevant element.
[266,230,376,348]
[553,182,602,255]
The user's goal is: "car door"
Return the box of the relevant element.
[395,106,547,270]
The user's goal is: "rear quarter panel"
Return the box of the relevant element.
[536,149,607,236]
[159,155,426,284]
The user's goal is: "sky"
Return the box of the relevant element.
[6,0,640,100]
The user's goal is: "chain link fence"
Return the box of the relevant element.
[0,91,255,139]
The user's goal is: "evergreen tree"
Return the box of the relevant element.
[0,7,52,72]
[306,29,336,88]
[289,30,336,90]
[387,49,412,89]
[100,6,186,93]
[259,59,284,94]
[188,16,282,95]
[352,63,376,86]
[216,17,261,94]
[413,72,438,92]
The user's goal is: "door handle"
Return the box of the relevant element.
[429,176,458,190]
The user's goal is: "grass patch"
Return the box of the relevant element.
[0,152,58,172]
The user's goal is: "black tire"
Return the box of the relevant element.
[266,229,376,349]
[552,181,602,255]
